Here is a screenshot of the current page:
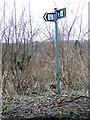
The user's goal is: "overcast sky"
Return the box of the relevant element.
[0,0,89,21]
[0,0,89,41]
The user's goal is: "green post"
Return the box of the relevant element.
[54,8,60,94]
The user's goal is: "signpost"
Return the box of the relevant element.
[43,12,55,21]
[56,8,66,19]
[43,8,66,94]
[43,8,66,21]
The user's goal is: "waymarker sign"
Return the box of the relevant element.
[43,8,66,94]
[43,13,55,21]
[43,8,66,21]
[56,8,66,19]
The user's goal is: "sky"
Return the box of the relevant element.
[0,0,89,40]
[0,0,89,21]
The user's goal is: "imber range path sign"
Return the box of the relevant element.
[56,8,66,19]
[43,8,66,94]
[43,8,66,21]
[43,12,55,21]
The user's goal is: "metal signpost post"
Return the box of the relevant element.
[54,8,60,94]
[43,8,66,94]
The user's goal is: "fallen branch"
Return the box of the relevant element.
[56,95,90,107]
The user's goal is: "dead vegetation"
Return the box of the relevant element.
[0,1,88,96]
[2,39,88,96]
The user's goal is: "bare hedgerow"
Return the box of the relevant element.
[1,0,88,96]
[2,1,41,96]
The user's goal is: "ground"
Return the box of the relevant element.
[1,90,90,120]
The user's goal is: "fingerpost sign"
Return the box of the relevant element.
[43,8,66,94]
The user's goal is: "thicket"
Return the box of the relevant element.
[0,1,89,96]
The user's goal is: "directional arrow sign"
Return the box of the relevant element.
[43,12,55,21]
[56,8,66,19]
